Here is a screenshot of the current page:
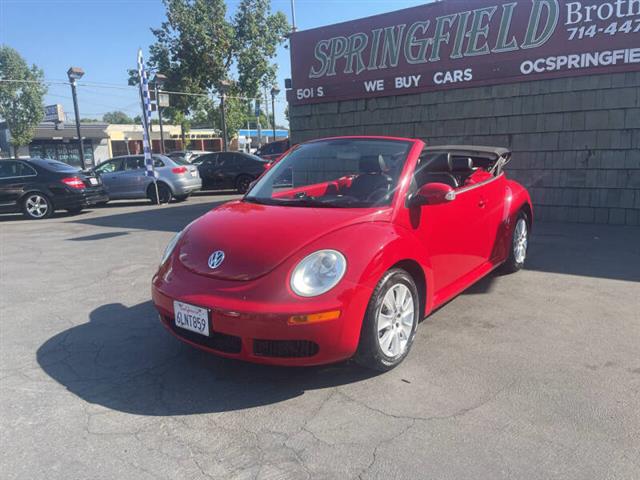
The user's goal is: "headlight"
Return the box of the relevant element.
[160,229,184,266]
[290,250,347,297]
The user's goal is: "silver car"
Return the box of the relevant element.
[94,154,201,203]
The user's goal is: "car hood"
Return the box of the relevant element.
[177,200,390,281]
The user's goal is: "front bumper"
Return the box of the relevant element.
[152,259,373,366]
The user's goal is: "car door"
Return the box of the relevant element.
[0,161,36,213]
[471,173,508,264]
[205,153,234,189]
[95,159,124,198]
[219,153,241,189]
[197,154,218,188]
[410,153,488,302]
[120,156,147,198]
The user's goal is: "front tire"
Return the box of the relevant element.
[355,268,419,372]
[500,210,530,273]
[22,193,53,220]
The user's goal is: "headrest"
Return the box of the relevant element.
[359,155,382,173]
[451,157,473,171]
[424,153,452,172]
[378,154,390,173]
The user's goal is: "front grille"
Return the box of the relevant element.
[253,339,319,358]
[164,316,242,354]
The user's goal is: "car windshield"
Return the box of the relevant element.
[245,138,412,208]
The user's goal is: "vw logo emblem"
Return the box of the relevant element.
[208,250,225,269]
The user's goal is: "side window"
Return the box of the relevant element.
[217,154,233,167]
[96,161,116,174]
[200,153,218,166]
[17,162,37,177]
[153,157,165,168]
[0,161,18,179]
[0,161,36,178]
[124,157,144,170]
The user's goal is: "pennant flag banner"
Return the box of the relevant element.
[137,49,155,178]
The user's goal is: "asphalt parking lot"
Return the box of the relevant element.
[1,193,639,480]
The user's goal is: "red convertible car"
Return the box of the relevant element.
[152,137,532,371]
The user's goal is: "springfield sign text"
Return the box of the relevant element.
[289,0,640,104]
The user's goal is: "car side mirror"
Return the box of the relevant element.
[410,183,456,207]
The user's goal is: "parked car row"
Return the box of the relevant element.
[0,139,292,220]
[0,158,109,219]
[0,154,203,220]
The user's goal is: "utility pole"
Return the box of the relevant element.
[153,73,167,154]
[271,85,280,142]
[219,80,232,152]
[264,88,270,142]
[67,67,86,169]
[255,99,262,148]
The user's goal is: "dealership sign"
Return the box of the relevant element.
[288,0,640,105]
[44,104,65,122]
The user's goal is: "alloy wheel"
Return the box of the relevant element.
[513,218,528,264]
[377,283,415,358]
[25,194,49,219]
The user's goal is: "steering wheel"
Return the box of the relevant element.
[365,176,393,202]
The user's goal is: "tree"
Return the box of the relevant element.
[0,46,47,156]
[131,0,289,143]
[102,111,133,124]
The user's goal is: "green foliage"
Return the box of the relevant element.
[102,111,133,124]
[130,0,289,143]
[0,46,47,152]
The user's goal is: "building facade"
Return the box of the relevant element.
[0,122,109,167]
[287,0,640,225]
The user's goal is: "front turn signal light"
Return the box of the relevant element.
[288,310,341,325]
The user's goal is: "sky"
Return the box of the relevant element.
[0,0,429,128]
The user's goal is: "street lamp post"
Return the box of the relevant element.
[153,73,167,154]
[290,0,297,32]
[67,67,86,169]
[219,80,232,152]
[270,85,280,142]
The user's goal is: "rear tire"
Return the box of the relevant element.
[22,193,53,220]
[147,182,172,204]
[500,210,530,274]
[235,175,253,194]
[355,268,419,372]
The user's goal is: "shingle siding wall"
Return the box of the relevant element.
[290,72,640,226]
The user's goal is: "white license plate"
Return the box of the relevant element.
[174,301,210,336]
[190,170,197,177]
[89,177,98,185]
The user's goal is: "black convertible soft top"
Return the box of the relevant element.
[422,145,512,175]
[423,145,511,159]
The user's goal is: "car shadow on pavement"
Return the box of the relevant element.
[37,301,377,416]
[524,222,640,282]
[72,200,227,232]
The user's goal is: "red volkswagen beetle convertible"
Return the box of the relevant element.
[152,137,532,371]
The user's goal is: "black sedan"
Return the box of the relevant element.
[196,151,269,193]
[0,158,109,219]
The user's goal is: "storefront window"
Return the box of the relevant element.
[29,141,94,168]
